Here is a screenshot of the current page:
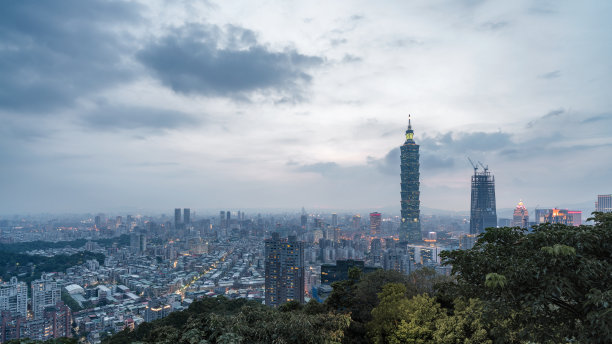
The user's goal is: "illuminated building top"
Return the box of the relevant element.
[512,200,529,228]
[405,116,414,141]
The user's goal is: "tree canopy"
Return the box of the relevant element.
[439,212,612,343]
[103,296,350,344]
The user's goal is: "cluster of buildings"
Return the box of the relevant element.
[0,275,71,342]
[0,118,609,343]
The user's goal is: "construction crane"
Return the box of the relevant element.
[467,157,478,173]
[478,161,488,172]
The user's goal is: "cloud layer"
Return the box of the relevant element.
[0,0,610,215]
[0,0,140,113]
[138,23,323,101]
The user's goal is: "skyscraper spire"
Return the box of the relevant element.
[405,115,415,142]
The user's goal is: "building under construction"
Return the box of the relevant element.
[469,160,497,234]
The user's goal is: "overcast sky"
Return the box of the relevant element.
[1,0,611,215]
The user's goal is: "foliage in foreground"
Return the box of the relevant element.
[104,296,350,344]
[439,212,612,343]
[324,267,452,343]
[368,284,490,344]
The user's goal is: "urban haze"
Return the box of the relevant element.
[0,1,611,344]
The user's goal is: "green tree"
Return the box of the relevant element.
[368,284,445,344]
[103,295,351,344]
[324,266,362,312]
[439,212,612,343]
[303,299,327,315]
[278,300,303,312]
[433,298,492,344]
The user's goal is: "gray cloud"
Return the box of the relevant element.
[342,54,362,63]
[480,21,509,31]
[331,38,348,46]
[0,117,51,141]
[130,161,180,167]
[368,148,400,176]
[137,23,324,101]
[582,114,611,124]
[539,70,561,79]
[0,0,141,113]
[295,162,339,175]
[370,146,455,177]
[529,2,557,15]
[81,105,202,132]
[421,131,513,153]
[422,155,455,169]
[526,109,564,128]
[387,37,422,49]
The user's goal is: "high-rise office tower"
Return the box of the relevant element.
[130,232,146,254]
[300,214,307,229]
[370,238,382,266]
[331,213,338,227]
[469,164,497,234]
[511,200,529,228]
[174,208,181,228]
[226,211,231,229]
[31,274,61,320]
[139,233,147,252]
[369,212,382,235]
[264,233,304,307]
[400,116,421,242]
[0,277,28,317]
[535,208,581,226]
[352,214,361,229]
[220,211,226,229]
[383,248,408,273]
[568,211,582,226]
[183,208,191,225]
[596,194,612,213]
[130,233,140,252]
[534,208,549,224]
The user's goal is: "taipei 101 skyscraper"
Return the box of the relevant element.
[400,116,421,242]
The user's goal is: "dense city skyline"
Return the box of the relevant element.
[1,1,611,214]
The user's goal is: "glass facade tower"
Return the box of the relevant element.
[400,117,421,242]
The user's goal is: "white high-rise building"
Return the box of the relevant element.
[596,194,612,213]
[0,277,28,317]
[31,274,61,319]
